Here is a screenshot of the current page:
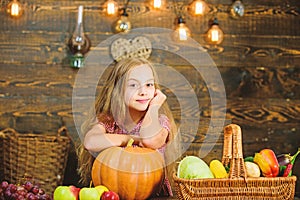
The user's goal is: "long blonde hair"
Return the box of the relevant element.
[77,57,178,185]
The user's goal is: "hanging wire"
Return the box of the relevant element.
[171,0,183,17]
[124,0,131,10]
[285,0,290,8]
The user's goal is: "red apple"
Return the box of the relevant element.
[101,191,120,200]
[53,185,80,200]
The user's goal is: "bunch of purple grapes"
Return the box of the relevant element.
[0,181,52,200]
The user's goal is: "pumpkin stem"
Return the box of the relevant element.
[127,138,134,147]
[89,180,93,188]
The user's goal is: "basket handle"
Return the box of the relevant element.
[0,127,19,138]
[223,124,247,179]
[221,125,232,167]
[57,126,69,137]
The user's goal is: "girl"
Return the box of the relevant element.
[77,57,178,196]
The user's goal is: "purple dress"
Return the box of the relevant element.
[98,114,173,196]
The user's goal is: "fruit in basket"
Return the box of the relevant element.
[91,139,164,200]
[253,149,279,177]
[101,191,120,200]
[209,159,228,178]
[177,156,214,179]
[24,181,34,192]
[53,185,80,200]
[245,161,261,177]
[79,187,101,200]
[0,180,52,200]
[1,181,9,190]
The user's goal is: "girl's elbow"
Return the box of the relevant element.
[141,129,168,149]
[83,137,94,151]
[83,124,105,151]
[141,139,159,149]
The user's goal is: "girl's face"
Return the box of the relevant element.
[124,64,156,112]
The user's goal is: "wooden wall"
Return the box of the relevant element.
[0,0,299,196]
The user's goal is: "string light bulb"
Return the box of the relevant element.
[151,0,166,9]
[206,18,224,45]
[6,0,24,18]
[104,0,119,15]
[230,0,245,18]
[188,0,208,16]
[113,8,132,33]
[173,16,191,41]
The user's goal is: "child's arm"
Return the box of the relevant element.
[139,89,169,149]
[84,124,140,152]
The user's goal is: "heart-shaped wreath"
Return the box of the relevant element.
[110,36,152,62]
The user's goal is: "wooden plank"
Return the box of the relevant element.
[1,63,299,100]
[0,66,299,129]
[1,1,299,35]
[0,97,298,132]
[6,0,300,7]
[0,32,299,69]
[227,99,300,127]
[220,67,300,99]
[13,111,63,133]
[175,0,300,7]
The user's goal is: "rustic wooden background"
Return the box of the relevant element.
[0,0,299,196]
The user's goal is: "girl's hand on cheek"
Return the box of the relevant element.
[149,89,166,107]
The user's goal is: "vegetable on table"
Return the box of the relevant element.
[91,139,164,200]
[253,149,279,177]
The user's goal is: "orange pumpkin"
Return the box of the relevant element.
[91,144,164,200]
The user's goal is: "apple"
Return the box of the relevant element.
[95,185,109,197]
[53,185,80,200]
[79,187,100,200]
[101,191,120,200]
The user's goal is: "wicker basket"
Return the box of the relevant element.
[0,127,71,194]
[173,124,297,200]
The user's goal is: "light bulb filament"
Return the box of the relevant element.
[107,2,116,15]
[153,0,162,9]
[189,0,207,16]
[11,2,20,16]
[195,2,204,15]
[179,28,188,41]
[211,30,219,42]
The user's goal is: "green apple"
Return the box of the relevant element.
[79,187,101,200]
[95,185,109,197]
[53,185,80,200]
